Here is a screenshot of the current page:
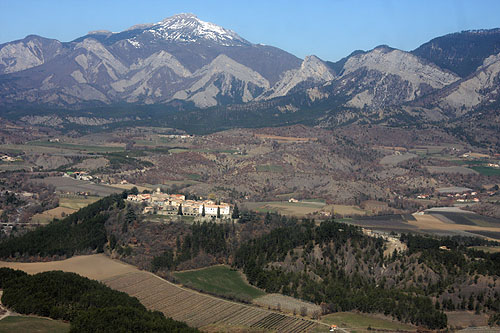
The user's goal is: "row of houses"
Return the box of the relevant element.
[127,190,232,217]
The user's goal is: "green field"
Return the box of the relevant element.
[169,148,190,153]
[256,164,283,172]
[186,173,201,180]
[27,140,124,153]
[244,200,328,217]
[470,166,500,176]
[315,312,415,332]
[174,265,266,301]
[0,316,69,333]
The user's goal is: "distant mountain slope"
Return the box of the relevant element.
[412,28,500,77]
[333,46,459,109]
[411,51,500,117]
[0,35,66,74]
[0,15,499,141]
[0,13,305,107]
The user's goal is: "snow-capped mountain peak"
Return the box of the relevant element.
[141,13,249,46]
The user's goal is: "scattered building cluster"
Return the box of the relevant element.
[416,186,484,203]
[127,189,232,217]
[63,171,95,181]
[438,187,480,202]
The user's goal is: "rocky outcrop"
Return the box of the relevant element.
[262,55,335,99]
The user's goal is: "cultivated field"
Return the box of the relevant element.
[470,166,500,176]
[253,294,321,317]
[0,316,69,333]
[1,255,318,332]
[426,166,478,175]
[174,265,266,301]
[409,213,500,241]
[347,214,419,234]
[315,312,416,332]
[346,210,500,241]
[254,134,317,142]
[108,183,153,193]
[31,206,76,224]
[0,254,139,280]
[27,140,124,153]
[32,177,122,197]
[379,153,417,165]
[58,195,100,210]
[103,271,318,332]
[323,204,367,216]
[445,311,489,328]
[31,195,100,223]
[469,246,500,253]
[244,201,326,217]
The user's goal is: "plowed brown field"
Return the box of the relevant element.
[103,271,319,332]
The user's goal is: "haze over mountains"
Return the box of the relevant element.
[0,13,500,132]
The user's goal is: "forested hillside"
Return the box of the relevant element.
[0,192,126,259]
[234,220,500,329]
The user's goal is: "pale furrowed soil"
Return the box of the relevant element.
[0,254,139,280]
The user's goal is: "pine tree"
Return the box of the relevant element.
[177,204,183,216]
[217,206,221,219]
[231,203,239,219]
[202,205,205,217]
[125,206,136,223]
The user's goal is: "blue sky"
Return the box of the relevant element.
[1,0,500,61]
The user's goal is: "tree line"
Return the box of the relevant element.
[0,192,126,259]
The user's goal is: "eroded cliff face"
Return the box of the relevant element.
[340,47,459,109]
[438,52,500,115]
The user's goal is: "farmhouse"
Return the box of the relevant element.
[0,155,16,162]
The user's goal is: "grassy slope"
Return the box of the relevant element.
[174,265,266,301]
[0,316,70,333]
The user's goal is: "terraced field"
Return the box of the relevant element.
[103,271,318,332]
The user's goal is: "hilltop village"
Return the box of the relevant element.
[127,189,232,217]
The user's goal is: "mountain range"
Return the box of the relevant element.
[0,13,499,136]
